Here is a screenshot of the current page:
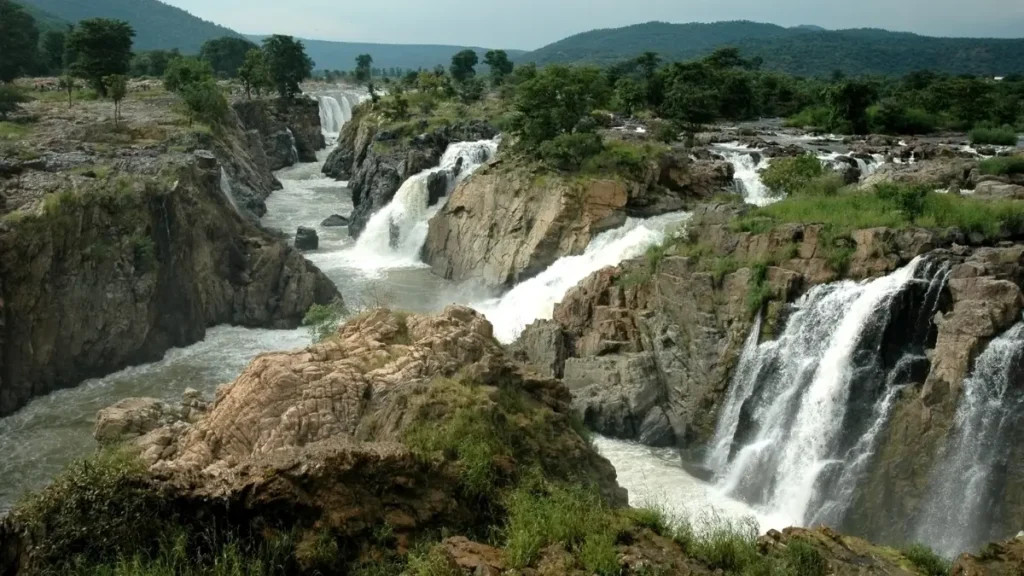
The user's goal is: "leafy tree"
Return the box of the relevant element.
[704,47,747,70]
[262,35,313,98]
[450,49,479,83]
[824,79,877,134]
[41,30,67,74]
[458,77,485,103]
[537,132,604,171]
[761,154,825,197]
[58,74,76,108]
[510,65,610,148]
[130,49,179,77]
[718,71,757,119]
[199,36,258,78]
[104,74,127,127]
[658,62,719,128]
[181,78,228,127]
[0,84,30,120]
[355,54,373,83]
[163,57,212,93]
[0,0,40,83]
[238,48,271,99]
[483,49,513,85]
[67,19,135,96]
[612,77,646,116]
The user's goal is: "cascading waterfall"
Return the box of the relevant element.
[708,258,950,527]
[476,211,691,343]
[219,168,240,214]
[914,321,1024,558]
[717,146,774,206]
[348,139,499,270]
[285,128,299,164]
[316,96,346,139]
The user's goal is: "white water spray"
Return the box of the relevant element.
[347,139,499,271]
[476,211,691,343]
[316,96,347,139]
[716,144,774,206]
[219,168,240,214]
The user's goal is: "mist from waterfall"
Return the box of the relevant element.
[706,258,951,528]
[914,321,1024,558]
[219,168,241,214]
[345,138,499,272]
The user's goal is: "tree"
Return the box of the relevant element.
[483,49,513,86]
[67,19,135,96]
[0,85,30,120]
[104,74,127,127]
[262,35,313,98]
[612,78,646,116]
[238,48,271,99]
[658,62,719,128]
[704,47,746,70]
[450,49,479,83]
[163,57,212,93]
[0,0,40,83]
[58,75,75,108]
[824,79,877,134]
[181,79,228,127]
[199,36,258,78]
[42,30,67,74]
[511,65,610,148]
[355,54,373,83]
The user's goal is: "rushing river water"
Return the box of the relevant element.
[0,122,760,531]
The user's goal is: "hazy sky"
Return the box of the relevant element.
[164,0,1024,49]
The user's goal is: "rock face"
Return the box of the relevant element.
[422,154,734,288]
[861,157,976,189]
[0,154,340,416]
[294,226,319,250]
[233,99,325,172]
[322,112,498,238]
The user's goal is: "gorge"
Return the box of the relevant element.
[2,86,1024,574]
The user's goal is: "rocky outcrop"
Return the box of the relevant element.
[321,214,349,227]
[322,111,498,238]
[0,153,339,416]
[953,535,1024,576]
[295,226,319,250]
[422,154,734,288]
[233,98,325,171]
[94,389,208,443]
[861,157,976,189]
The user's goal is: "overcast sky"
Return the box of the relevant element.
[164,0,1024,49]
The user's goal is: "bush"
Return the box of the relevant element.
[970,125,1019,146]
[800,172,846,197]
[875,182,929,219]
[901,544,951,576]
[760,154,824,197]
[303,299,347,342]
[785,105,830,130]
[979,155,1024,176]
[163,57,213,93]
[537,132,605,171]
[0,84,30,120]
[181,79,229,127]
[580,139,665,178]
[869,100,938,135]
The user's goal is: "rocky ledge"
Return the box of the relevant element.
[0,153,339,416]
[0,306,981,575]
[422,150,734,288]
[322,108,498,238]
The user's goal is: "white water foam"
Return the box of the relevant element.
[476,211,691,343]
[316,95,347,139]
[344,139,499,273]
[716,143,774,206]
[219,168,240,214]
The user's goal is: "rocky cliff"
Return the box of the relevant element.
[321,109,498,238]
[0,307,964,576]
[0,153,339,416]
[422,152,734,288]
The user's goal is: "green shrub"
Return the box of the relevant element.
[970,125,1019,146]
[404,544,459,576]
[537,132,605,171]
[303,299,347,342]
[0,85,30,120]
[181,79,229,128]
[979,155,1024,176]
[800,173,846,197]
[869,100,938,135]
[580,139,661,178]
[784,539,829,576]
[760,154,824,197]
[785,105,830,130]
[875,182,929,219]
[901,544,951,576]
[163,57,214,93]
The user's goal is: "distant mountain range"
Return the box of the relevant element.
[15,0,244,52]
[519,20,1024,76]
[16,1,70,34]
[249,37,527,72]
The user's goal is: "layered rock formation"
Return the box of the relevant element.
[422,153,734,288]
[322,110,498,238]
[233,98,325,170]
[0,153,339,416]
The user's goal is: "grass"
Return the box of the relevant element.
[579,139,670,179]
[0,121,31,141]
[979,155,1024,176]
[785,105,830,131]
[969,125,1019,146]
[901,544,951,576]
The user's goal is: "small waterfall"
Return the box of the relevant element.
[350,138,499,269]
[219,168,240,214]
[286,128,299,164]
[709,258,950,527]
[717,145,773,206]
[476,211,691,343]
[914,321,1024,558]
[316,96,346,138]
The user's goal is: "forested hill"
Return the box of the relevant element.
[15,0,244,52]
[256,37,528,72]
[15,1,70,33]
[521,21,1024,76]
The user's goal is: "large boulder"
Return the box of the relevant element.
[974,180,1024,199]
[294,226,319,251]
[320,214,349,227]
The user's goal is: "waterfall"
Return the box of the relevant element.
[716,145,774,206]
[914,321,1024,558]
[348,138,499,270]
[476,211,691,343]
[316,96,346,139]
[708,258,950,527]
[219,168,240,214]
[286,128,299,164]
